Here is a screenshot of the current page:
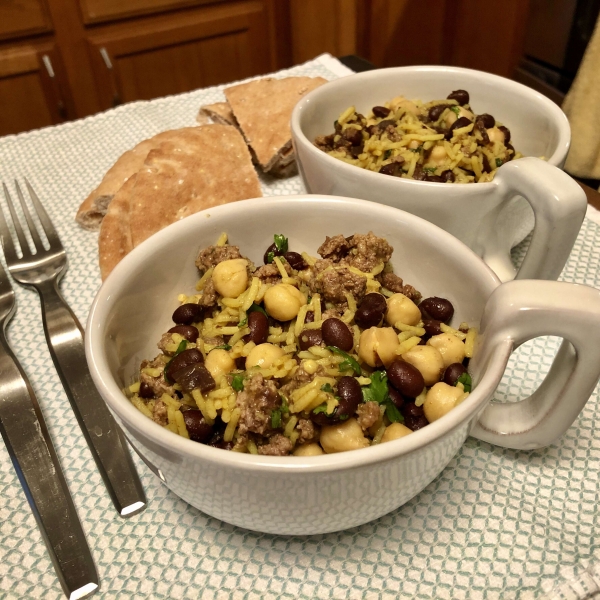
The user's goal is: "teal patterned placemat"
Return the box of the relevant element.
[0,54,599,600]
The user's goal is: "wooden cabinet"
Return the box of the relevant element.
[86,1,272,109]
[0,42,74,135]
[0,0,53,41]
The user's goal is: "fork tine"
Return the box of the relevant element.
[1,182,31,260]
[24,179,62,250]
[14,180,45,252]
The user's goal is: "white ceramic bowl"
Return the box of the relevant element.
[291,66,587,282]
[86,195,600,535]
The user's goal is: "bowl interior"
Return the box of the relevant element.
[89,195,500,455]
[296,67,567,166]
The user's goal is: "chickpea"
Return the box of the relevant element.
[293,443,325,456]
[401,345,445,386]
[444,106,474,129]
[426,333,466,369]
[320,418,370,453]
[358,327,400,368]
[385,293,421,327]
[212,259,248,298]
[486,126,505,145]
[423,381,465,422]
[408,139,422,150]
[245,343,285,369]
[429,145,447,166]
[381,422,413,443]
[263,284,307,321]
[204,349,235,383]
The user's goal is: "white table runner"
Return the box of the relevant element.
[0,54,598,600]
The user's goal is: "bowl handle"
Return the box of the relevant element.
[490,157,586,281]
[468,280,600,450]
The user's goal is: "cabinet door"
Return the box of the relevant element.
[0,43,74,136]
[0,0,53,41]
[86,0,272,109]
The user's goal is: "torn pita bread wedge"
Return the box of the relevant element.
[98,174,136,281]
[198,102,239,128]
[129,124,261,249]
[224,76,327,176]
[76,129,189,230]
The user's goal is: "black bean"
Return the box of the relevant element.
[263,242,284,265]
[139,381,155,399]
[355,293,387,328]
[342,127,363,146]
[423,319,442,337]
[476,113,495,129]
[336,376,363,419]
[322,318,353,352]
[401,401,429,431]
[447,89,469,105]
[419,297,454,322]
[304,310,315,324]
[441,169,455,182]
[379,162,402,177]
[388,385,405,409]
[350,143,364,158]
[172,303,202,325]
[282,252,307,270]
[372,105,391,118]
[498,125,511,144]
[168,325,199,343]
[235,356,246,370]
[181,408,214,443]
[298,328,323,351]
[387,360,425,398]
[247,311,269,344]
[428,103,451,122]
[443,363,467,387]
[165,348,204,382]
[481,153,492,173]
[447,116,473,139]
[172,363,215,393]
[423,174,445,183]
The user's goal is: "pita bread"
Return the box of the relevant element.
[76,130,190,230]
[98,175,136,281]
[224,77,327,175]
[130,125,260,248]
[198,102,238,128]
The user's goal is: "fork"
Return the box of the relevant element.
[0,179,146,517]
[0,258,98,599]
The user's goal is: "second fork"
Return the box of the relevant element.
[0,180,146,517]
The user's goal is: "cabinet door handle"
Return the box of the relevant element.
[41,54,67,120]
[99,47,122,107]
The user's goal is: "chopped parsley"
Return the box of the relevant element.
[495,158,503,168]
[271,409,282,429]
[326,346,361,376]
[231,373,245,392]
[334,119,339,129]
[409,147,421,153]
[280,395,290,414]
[163,340,188,383]
[457,372,472,393]
[312,404,328,415]
[248,303,268,317]
[214,344,231,351]
[320,383,334,394]
[238,317,248,328]
[362,371,403,423]
[383,149,392,160]
[450,106,460,115]
[273,234,288,255]
[423,167,437,174]
[266,251,275,264]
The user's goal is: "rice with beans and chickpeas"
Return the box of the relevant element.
[314,89,523,183]
[125,232,477,456]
